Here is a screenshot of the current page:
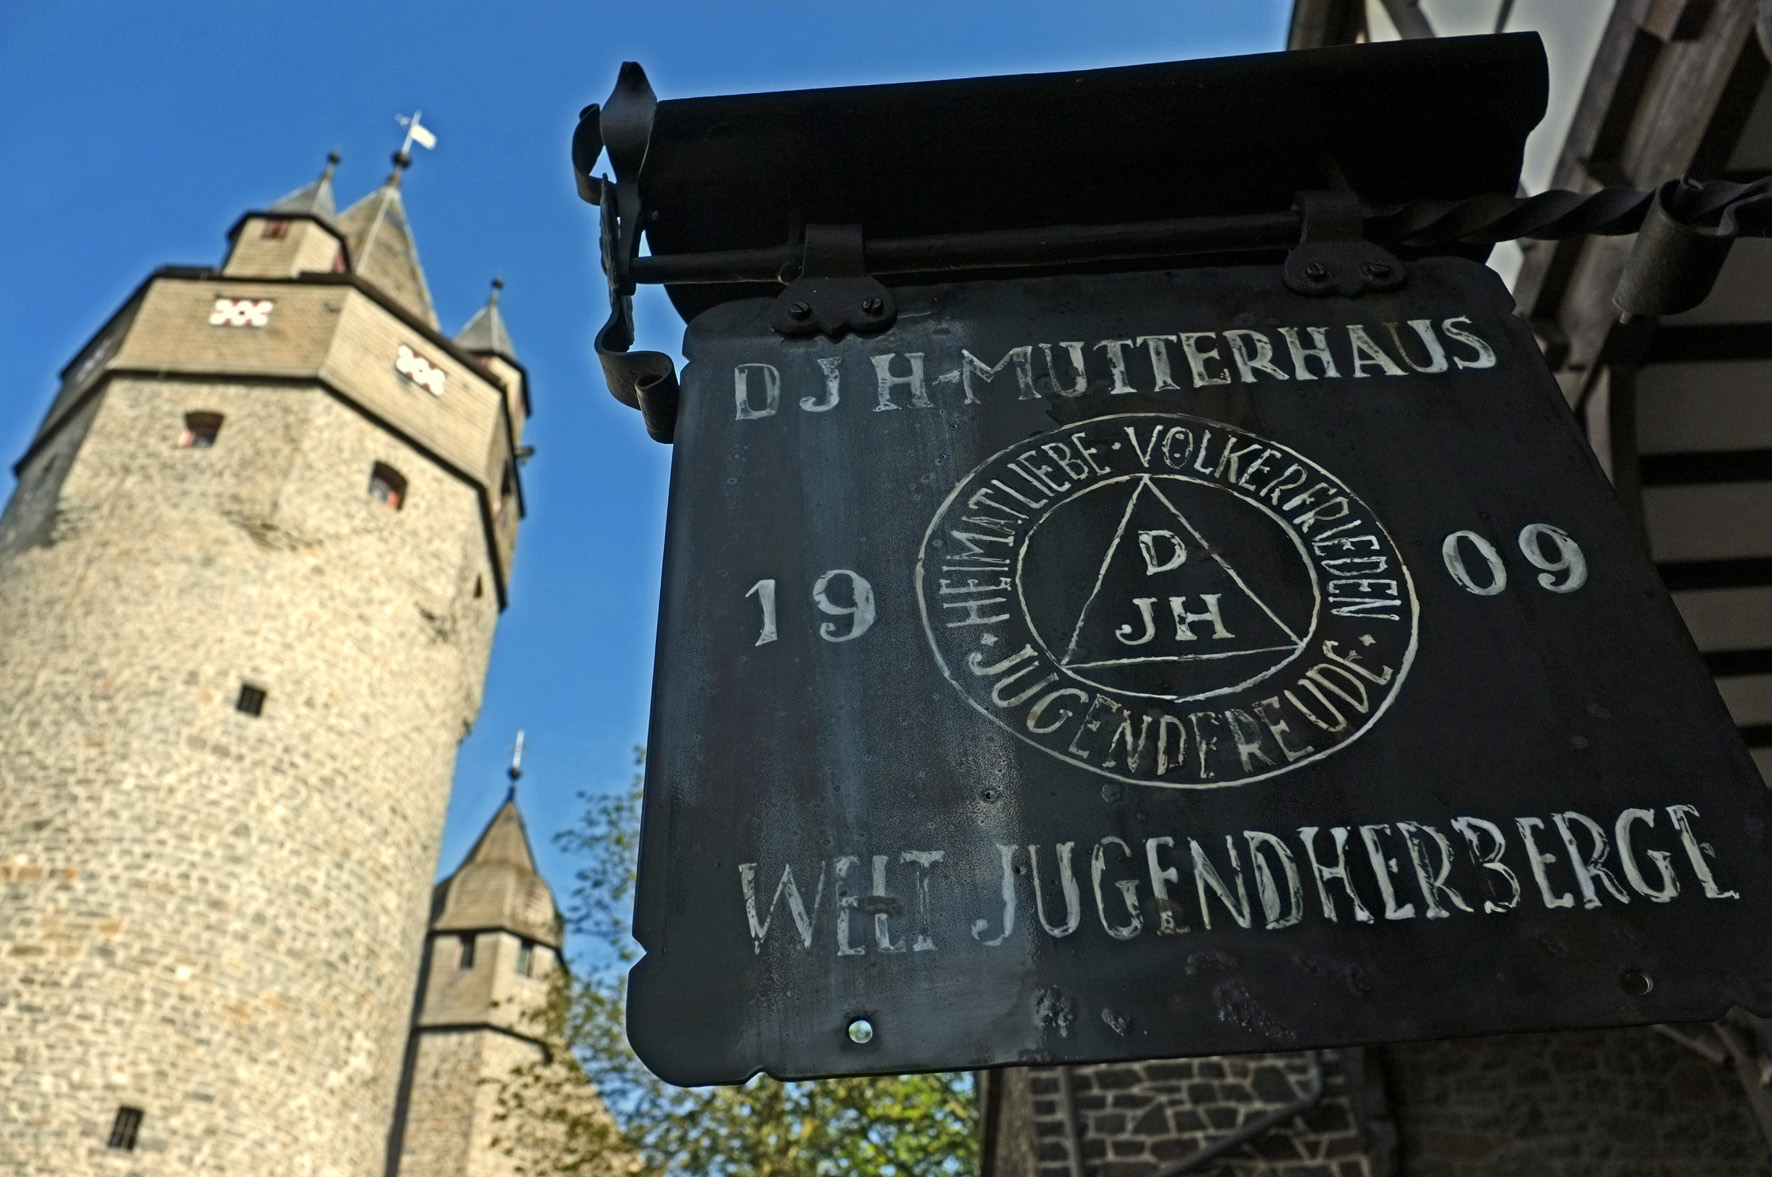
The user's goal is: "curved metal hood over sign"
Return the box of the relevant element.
[589,38,1772,1086]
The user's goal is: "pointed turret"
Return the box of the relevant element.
[222,152,349,279]
[429,793,561,949]
[455,278,518,362]
[268,151,340,223]
[336,155,438,327]
[456,279,531,438]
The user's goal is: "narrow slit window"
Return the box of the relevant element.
[369,463,406,511]
[516,940,534,977]
[458,934,476,969]
[236,684,266,717]
[179,412,224,449]
[108,1106,143,1151]
[496,461,515,521]
[260,219,290,239]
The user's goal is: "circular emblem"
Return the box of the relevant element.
[917,413,1417,789]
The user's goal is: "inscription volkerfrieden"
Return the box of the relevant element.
[917,413,1417,788]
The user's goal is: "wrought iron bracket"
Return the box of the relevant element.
[1613,176,1772,319]
[771,225,897,338]
[577,62,681,442]
[1283,190,1407,298]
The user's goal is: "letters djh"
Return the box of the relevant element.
[627,258,1772,1086]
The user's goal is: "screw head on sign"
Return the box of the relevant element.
[1304,262,1328,282]
[847,1018,874,1044]
[788,301,812,320]
[861,296,884,315]
[1362,260,1393,278]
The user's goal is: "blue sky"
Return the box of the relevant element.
[0,2,1291,938]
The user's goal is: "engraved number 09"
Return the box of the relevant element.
[1441,523,1587,597]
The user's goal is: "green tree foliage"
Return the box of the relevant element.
[497,752,978,1177]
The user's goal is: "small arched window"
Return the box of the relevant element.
[179,412,224,449]
[260,219,290,239]
[368,463,406,510]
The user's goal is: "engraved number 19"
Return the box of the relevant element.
[745,570,877,645]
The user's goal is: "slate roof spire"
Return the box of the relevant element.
[428,745,560,948]
[455,277,520,363]
[268,152,340,223]
[335,149,438,327]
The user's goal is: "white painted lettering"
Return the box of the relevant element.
[734,363,780,420]
[1297,825,1374,924]
[1279,326,1340,380]
[1244,830,1304,930]
[1615,808,1679,902]
[961,346,1037,403]
[972,844,1019,945]
[1144,836,1191,934]
[802,356,841,411]
[1224,329,1290,382]
[1092,837,1144,939]
[1093,339,1139,395]
[1190,836,1252,930]
[871,352,929,410]
[1666,804,1740,899]
[1441,317,1497,369]
[1179,333,1231,387]
[1359,824,1416,919]
[739,860,825,953]
[1030,842,1083,936]
[1514,817,1576,909]
[1450,816,1522,913]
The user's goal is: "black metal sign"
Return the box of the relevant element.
[627,257,1772,1085]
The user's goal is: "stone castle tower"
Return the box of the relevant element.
[389,792,569,1176]
[0,153,532,1174]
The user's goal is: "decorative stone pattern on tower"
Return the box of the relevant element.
[0,159,528,1175]
[390,796,565,1177]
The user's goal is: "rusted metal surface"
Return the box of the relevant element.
[626,257,1772,1085]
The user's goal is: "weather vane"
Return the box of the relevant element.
[393,110,437,170]
[355,110,439,270]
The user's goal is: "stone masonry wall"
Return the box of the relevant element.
[0,372,501,1175]
[985,1028,1772,1177]
[990,1050,1383,1177]
[1384,1028,1771,1177]
[395,1029,542,1177]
